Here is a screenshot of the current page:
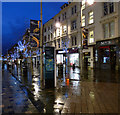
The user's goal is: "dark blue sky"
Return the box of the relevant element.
[2,2,65,55]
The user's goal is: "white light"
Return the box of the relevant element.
[87,0,94,5]
[55,22,61,28]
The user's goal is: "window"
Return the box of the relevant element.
[71,5,77,15]
[51,33,53,40]
[104,21,115,38]
[48,34,50,41]
[82,0,85,10]
[109,21,114,37]
[62,14,64,21]
[65,12,66,19]
[104,23,109,38]
[44,36,46,42]
[44,28,46,32]
[51,25,53,29]
[48,26,50,31]
[89,30,94,43]
[103,2,114,16]
[63,25,67,33]
[109,2,114,13]
[58,16,61,22]
[82,15,85,27]
[104,3,108,15]
[57,39,60,48]
[54,40,56,47]
[71,20,77,30]
[62,12,67,21]
[89,11,94,24]
[71,36,77,46]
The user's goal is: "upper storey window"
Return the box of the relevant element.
[103,2,114,16]
[88,11,94,24]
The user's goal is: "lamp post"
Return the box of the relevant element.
[40,0,43,82]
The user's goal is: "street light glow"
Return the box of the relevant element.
[87,0,94,5]
[55,22,61,28]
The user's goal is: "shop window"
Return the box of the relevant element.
[71,20,77,30]
[89,30,94,43]
[82,15,85,27]
[88,11,94,24]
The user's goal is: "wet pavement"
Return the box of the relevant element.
[2,63,120,114]
[2,65,39,114]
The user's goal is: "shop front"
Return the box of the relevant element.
[56,48,79,67]
[95,38,120,70]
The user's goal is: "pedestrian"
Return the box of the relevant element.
[73,63,75,70]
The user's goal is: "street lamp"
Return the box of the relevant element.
[55,22,61,28]
[87,0,94,5]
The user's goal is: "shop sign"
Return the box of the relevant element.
[100,40,115,46]
[69,48,78,53]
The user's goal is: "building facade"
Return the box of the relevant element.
[43,1,120,70]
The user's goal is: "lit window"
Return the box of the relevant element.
[89,11,94,24]
[89,30,94,43]
[63,25,67,33]
[82,15,85,27]
[82,0,85,10]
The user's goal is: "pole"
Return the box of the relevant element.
[40,0,43,82]
[80,4,83,76]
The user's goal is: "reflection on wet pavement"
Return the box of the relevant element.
[4,63,120,114]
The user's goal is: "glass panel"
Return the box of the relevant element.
[110,21,114,37]
[104,23,109,38]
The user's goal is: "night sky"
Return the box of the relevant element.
[2,2,65,55]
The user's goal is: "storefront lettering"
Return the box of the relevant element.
[100,40,115,46]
